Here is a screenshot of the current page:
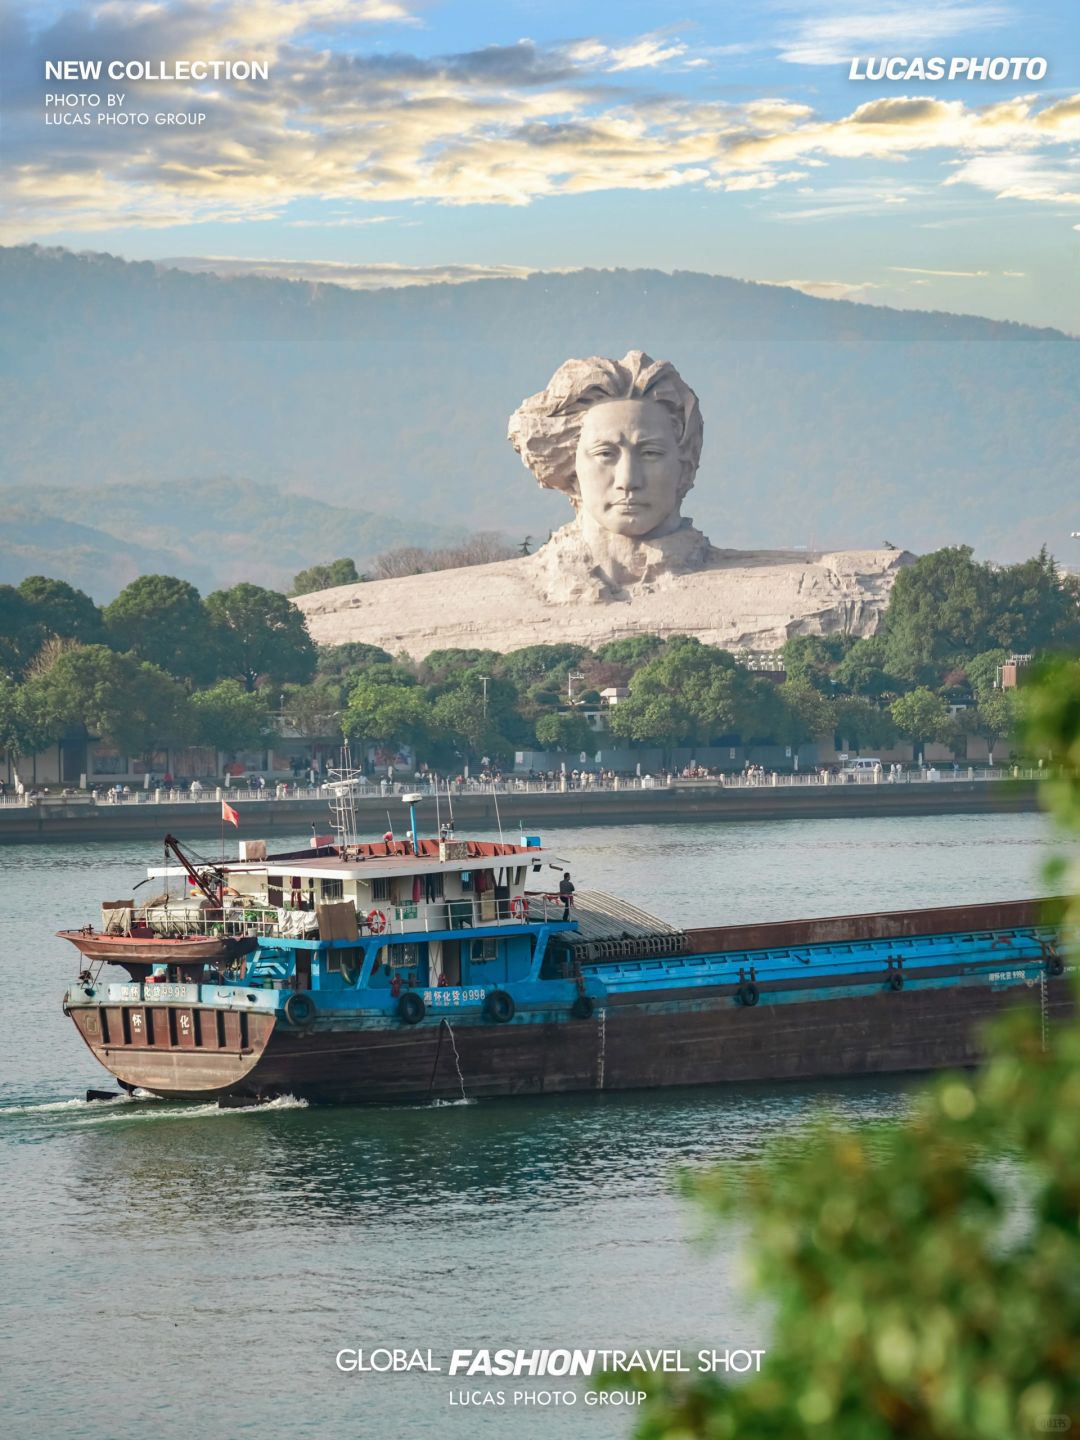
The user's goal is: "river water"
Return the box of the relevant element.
[0,813,1065,1439]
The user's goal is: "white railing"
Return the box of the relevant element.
[366,894,549,937]
[1,766,1054,808]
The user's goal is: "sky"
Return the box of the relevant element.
[3,0,1079,330]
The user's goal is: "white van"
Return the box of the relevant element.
[841,758,883,780]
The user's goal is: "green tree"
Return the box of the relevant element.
[205,583,316,692]
[534,711,596,754]
[781,635,849,692]
[595,635,666,669]
[417,648,501,685]
[832,695,897,753]
[0,585,44,676]
[315,642,394,679]
[189,681,272,759]
[498,643,593,689]
[0,677,55,769]
[429,672,519,760]
[22,645,191,760]
[1022,659,1080,838]
[777,680,834,766]
[281,680,345,738]
[609,639,774,758]
[890,686,951,763]
[289,559,362,596]
[17,576,104,646]
[987,546,1080,655]
[343,680,429,750]
[103,575,216,685]
[963,648,1009,704]
[880,546,992,685]
[971,689,1018,767]
[833,635,902,700]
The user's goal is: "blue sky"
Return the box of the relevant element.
[4,0,1079,328]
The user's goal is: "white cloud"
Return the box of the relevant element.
[3,0,1078,238]
[889,265,990,276]
[945,152,1080,204]
[777,3,1010,66]
[710,170,808,191]
[563,31,689,72]
[155,255,564,287]
[606,35,688,72]
[762,278,882,300]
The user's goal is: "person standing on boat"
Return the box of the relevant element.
[559,872,576,921]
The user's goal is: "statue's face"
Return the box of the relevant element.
[574,398,684,538]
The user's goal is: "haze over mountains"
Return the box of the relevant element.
[2,245,1075,600]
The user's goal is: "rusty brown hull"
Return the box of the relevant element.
[59,931,256,968]
[70,1001,276,1094]
[683,896,1058,956]
[68,975,1073,1104]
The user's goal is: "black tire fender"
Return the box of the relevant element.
[397,991,426,1025]
[571,994,594,1021]
[888,972,904,992]
[484,989,515,1023]
[737,981,759,1007]
[284,991,317,1027]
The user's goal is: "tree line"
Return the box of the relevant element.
[1,546,1077,772]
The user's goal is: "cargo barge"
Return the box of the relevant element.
[61,799,1073,1105]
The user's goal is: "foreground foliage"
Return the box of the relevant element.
[618,662,1080,1438]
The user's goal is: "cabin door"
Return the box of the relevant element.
[442,941,462,986]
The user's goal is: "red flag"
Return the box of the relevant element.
[222,799,239,828]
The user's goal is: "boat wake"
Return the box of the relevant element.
[72,1093,310,1126]
[0,1094,135,1117]
[1,1093,308,1125]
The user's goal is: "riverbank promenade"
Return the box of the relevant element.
[0,769,1042,843]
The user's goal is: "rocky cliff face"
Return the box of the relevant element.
[295,544,913,659]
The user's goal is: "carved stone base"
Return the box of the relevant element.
[294,542,913,659]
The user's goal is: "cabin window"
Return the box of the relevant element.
[389,942,421,971]
[471,938,498,963]
[372,877,391,902]
[424,872,444,901]
[321,878,344,901]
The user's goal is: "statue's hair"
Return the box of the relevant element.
[507,349,703,499]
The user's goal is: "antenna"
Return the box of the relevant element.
[325,741,362,851]
[402,792,423,851]
[490,773,504,845]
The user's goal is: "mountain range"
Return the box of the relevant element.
[1,245,1076,600]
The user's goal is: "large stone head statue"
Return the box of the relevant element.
[507,350,703,543]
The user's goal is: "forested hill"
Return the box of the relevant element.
[2,245,1076,578]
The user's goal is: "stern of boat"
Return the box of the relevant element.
[64,978,279,1100]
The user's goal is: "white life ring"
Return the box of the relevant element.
[367,908,387,935]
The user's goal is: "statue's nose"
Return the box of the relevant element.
[614,450,644,493]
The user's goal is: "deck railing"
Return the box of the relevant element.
[135,906,299,939]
